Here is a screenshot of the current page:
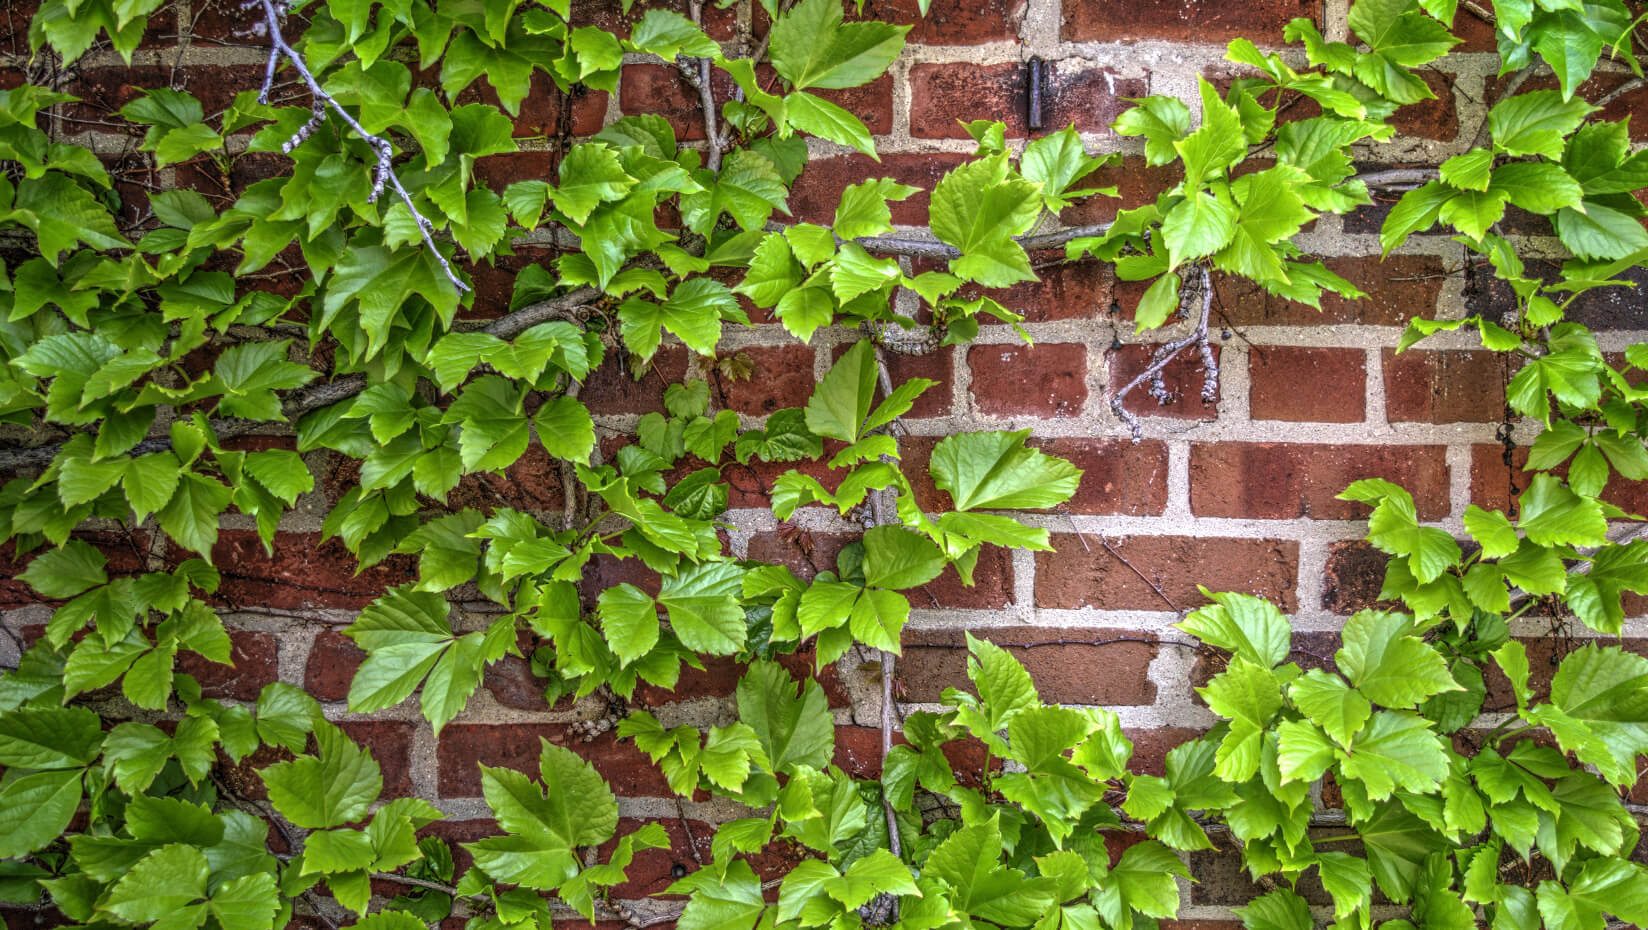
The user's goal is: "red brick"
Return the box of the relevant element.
[63,65,262,127]
[908,62,1141,138]
[1217,255,1446,326]
[595,817,714,899]
[581,346,689,416]
[619,63,735,141]
[901,627,1158,704]
[1389,71,1459,142]
[721,345,816,415]
[436,725,671,797]
[448,441,566,512]
[1190,443,1451,520]
[1109,343,1221,421]
[1469,442,1519,513]
[1383,349,1508,423]
[1124,727,1204,777]
[969,343,1088,417]
[1062,0,1321,42]
[337,721,415,797]
[912,543,1014,609]
[755,0,1020,45]
[1060,156,1180,228]
[745,530,849,580]
[304,631,364,703]
[1035,535,1300,611]
[962,257,1112,325]
[209,532,415,611]
[1029,438,1169,515]
[1249,346,1365,422]
[177,630,278,702]
[1322,541,1394,615]
[575,0,738,39]
[483,654,562,711]
[789,152,971,226]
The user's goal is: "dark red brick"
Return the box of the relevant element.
[1383,349,1508,423]
[177,630,278,702]
[337,721,415,797]
[1249,346,1365,422]
[1217,255,1447,326]
[1063,0,1321,42]
[1035,535,1300,611]
[1029,437,1170,515]
[436,725,672,797]
[722,345,817,415]
[209,532,415,611]
[969,343,1088,417]
[901,627,1158,704]
[1190,443,1451,520]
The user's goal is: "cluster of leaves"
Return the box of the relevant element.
[4,1,1648,930]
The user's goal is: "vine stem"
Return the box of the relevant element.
[1109,265,1218,443]
[253,0,470,295]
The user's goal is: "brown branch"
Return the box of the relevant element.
[1109,266,1217,442]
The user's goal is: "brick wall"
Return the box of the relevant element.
[7,0,1648,925]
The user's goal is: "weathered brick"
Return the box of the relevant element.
[908,62,1141,138]
[1035,535,1300,611]
[581,347,689,416]
[1383,349,1507,423]
[965,257,1113,324]
[1249,346,1365,422]
[448,442,566,513]
[1190,443,1451,520]
[436,725,672,797]
[1109,343,1221,421]
[618,63,735,141]
[209,532,415,611]
[901,627,1158,704]
[1468,443,1528,514]
[914,543,1015,609]
[1322,541,1392,615]
[1389,71,1459,142]
[723,345,818,415]
[337,721,416,797]
[969,343,1088,417]
[1217,255,1446,326]
[1123,727,1204,776]
[304,630,364,703]
[1062,0,1321,42]
[177,630,278,702]
[483,654,561,711]
[1029,437,1170,515]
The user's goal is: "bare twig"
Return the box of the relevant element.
[253,0,470,294]
[1096,534,1180,613]
[682,0,724,171]
[1109,266,1218,443]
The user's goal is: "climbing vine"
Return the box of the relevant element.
[3,1,1648,929]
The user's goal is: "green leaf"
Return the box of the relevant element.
[554,143,634,226]
[18,538,106,598]
[768,0,909,90]
[929,430,1081,510]
[1439,149,1494,191]
[1338,711,1449,800]
[6,172,130,265]
[104,844,208,925]
[1518,473,1607,547]
[1134,272,1181,330]
[1438,188,1508,241]
[1380,181,1453,255]
[158,474,232,557]
[658,561,745,654]
[534,395,595,463]
[1163,189,1239,271]
[1235,888,1311,930]
[598,584,659,666]
[1554,201,1648,261]
[1488,161,1584,213]
[1114,95,1191,166]
[1335,610,1460,708]
[1175,79,1247,190]
[1463,504,1520,558]
[259,721,382,829]
[0,769,82,858]
[929,154,1041,287]
[736,660,833,773]
[862,525,944,589]
[787,91,876,157]
[1177,590,1290,668]
[1288,669,1371,747]
[1489,90,1596,159]
[805,339,878,442]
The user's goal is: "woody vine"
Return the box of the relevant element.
[3,1,1648,930]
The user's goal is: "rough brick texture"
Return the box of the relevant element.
[9,0,1648,925]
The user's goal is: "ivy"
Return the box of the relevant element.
[1,1,1648,929]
